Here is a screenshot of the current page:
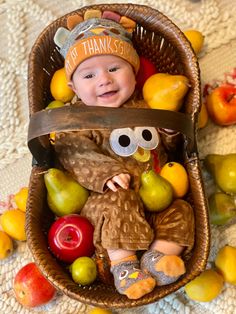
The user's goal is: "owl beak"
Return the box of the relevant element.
[128,271,139,279]
[132,147,150,162]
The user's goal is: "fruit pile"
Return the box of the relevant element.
[185,245,236,302]
[204,153,236,226]
[184,152,236,302]
[44,168,97,286]
[0,187,28,259]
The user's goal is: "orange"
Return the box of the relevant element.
[14,187,28,212]
[0,230,13,260]
[185,269,224,302]
[0,209,26,241]
[50,67,75,102]
[160,162,189,198]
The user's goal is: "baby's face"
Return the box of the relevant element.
[70,55,136,107]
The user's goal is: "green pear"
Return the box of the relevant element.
[139,170,173,212]
[208,192,236,225]
[44,168,89,216]
[204,154,236,194]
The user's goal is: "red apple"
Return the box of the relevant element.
[48,214,95,263]
[13,262,56,308]
[206,84,236,125]
[136,56,157,90]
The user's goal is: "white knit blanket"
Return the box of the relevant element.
[1,0,236,313]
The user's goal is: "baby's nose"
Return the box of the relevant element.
[99,71,113,86]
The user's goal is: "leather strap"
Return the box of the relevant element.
[28,106,195,166]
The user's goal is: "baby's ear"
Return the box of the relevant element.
[67,81,77,94]
[54,27,70,48]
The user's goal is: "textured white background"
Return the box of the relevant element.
[0,0,236,313]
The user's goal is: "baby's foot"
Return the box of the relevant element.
[111,258,156,299]
[140,250,186,286]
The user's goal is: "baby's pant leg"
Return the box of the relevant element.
[146,199,195,258]
[81,189,154,254]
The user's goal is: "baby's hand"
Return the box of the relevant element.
[106,173,131,192]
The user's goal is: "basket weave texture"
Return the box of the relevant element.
[26,3,210,308]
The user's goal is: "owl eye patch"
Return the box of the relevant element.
[109,127,160,157]
[134,127,160,150]
[119,270,129,280]
[109,128,138,157]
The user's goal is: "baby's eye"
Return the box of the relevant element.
[109,67,119,72]
[84,73,94,79]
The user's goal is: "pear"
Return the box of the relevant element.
[142,73,190,111]
[208,192,236,225]
[139,170,173,212]
[204,154,236,194]
[44,168,89,216]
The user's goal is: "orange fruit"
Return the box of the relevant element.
[160,162,189,198]
[185,269,224,302]
[215,245,236,285]
[198,102,208,128]
[0,209,26,241]
[183,29,204,55]
[0,230,13,260]
[14,187,28,212]
[88,308,113,314]
[50,68,75,102]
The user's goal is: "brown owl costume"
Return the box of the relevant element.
[53,10,195,299]
[54,97,194,256]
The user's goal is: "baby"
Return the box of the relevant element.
[53,11,194,300]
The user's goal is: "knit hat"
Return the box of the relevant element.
[54,10,140,81]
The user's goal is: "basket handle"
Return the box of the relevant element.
[28,106,196,167]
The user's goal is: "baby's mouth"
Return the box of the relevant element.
[99,91,118,98]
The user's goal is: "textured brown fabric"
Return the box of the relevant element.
[80,189,154,253]
[146,199,195,258]
[54,97,191,255]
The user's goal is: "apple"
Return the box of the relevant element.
[48,214,95,263]
[13,262,56,308]
[205,84,236,126]
[136,56,157,90]
[70,256,97,285]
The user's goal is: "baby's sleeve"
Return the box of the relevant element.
[54,130,129,193]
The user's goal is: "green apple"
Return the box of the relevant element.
[70,256,97,285]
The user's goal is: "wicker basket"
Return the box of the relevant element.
[26,3,210,308]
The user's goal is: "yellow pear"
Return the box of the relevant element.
[143,73,190,111]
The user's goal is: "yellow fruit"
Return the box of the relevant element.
[198,102,209,128]
[88,308,113,314]
[183,29,204,55]
[46,100,64,109]
[215,245,236,284]
[143,73,189,111]
[132,147,151,162]
[14,187,28,212]
[50,68,75,102]
[0,230,13,260]
[45,100,64,145]
[160,162,189,198]
[0,209,26,241]
[185,269,224,302]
